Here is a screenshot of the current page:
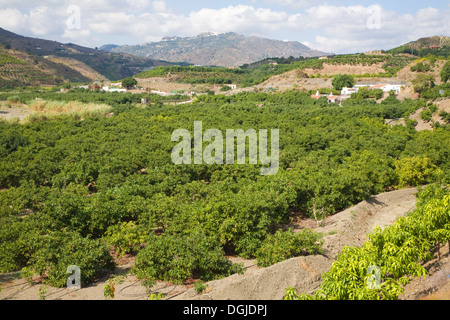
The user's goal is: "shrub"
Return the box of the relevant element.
[194,280,208,294]
[122,77,137,89]
[332,74,355,91]
[235,234,265,259]
[20,230,115,287]
[420,108,432,122]
[133,232,244,284]
[6,96,20,103]
[0,216,38,272]
[394,157,443,188]
[411,62,431,72]
[104,221,147,257]
[441,61,450,83]
[255,229,323,267]
[428,104,438,114]
[413,74,435,93]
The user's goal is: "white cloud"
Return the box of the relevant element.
[290,5,450,53]
[126,0,150,10]
[151,0,169,13]
[187,5,289,36]
[260,0,315,10]
[0,9,29,33]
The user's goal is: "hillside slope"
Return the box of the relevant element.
[0,27,175,82]
[0,47,92,86]
[388,35,450,56]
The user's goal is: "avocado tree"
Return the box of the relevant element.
[122,77,137,89]
[332,74,355,91]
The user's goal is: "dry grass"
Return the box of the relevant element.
[25,100,112,122]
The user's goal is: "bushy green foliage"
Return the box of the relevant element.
[20,230,115,287]
[194,280,208,294]
[104,221,147,257]
[411,62,431,72]
[287,184,450,300]
[420,108,432,122]
[440,61,450,83]
[133,232,244,284]
[420,82,450,100]
[121,77,137,89]
[394,157,443,188]
[256,229,323,267]
[413,74,435,93]
[0,89,449,286]
[332,74,355,91]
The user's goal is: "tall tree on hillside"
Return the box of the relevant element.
[332,74,355,91]
[122,77,137,89]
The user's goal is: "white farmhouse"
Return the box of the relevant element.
[102,86,127,93]
[382,84,402,93]
[341,87,359,96]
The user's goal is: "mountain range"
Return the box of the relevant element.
[104,32,330,68]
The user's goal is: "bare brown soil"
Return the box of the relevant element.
[400,243,450,300]
[136,77,223,95]
[397,60,447,86]
[304,63,386,77]
[408,98,450,132]
[0,102,30,122]
[45,56,108,82]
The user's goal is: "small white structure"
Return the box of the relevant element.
[150,90,173,97]
[382,84,402,93]
[342,84,403,95]
[368,84,402,93]
[102,86,127,93]
[341,87,359,96]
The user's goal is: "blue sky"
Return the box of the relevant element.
[0,0,448,54]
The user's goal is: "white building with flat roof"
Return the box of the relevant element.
[341,87,359,96]
[102,86,127,93]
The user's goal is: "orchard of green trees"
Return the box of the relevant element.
[0,89,449,289]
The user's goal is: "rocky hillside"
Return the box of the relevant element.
[388,35,450,56]
[0,27,175,83]
[109,32,329,67]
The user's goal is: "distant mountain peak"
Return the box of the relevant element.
[196,31,221,37]
[111,32,329,67]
